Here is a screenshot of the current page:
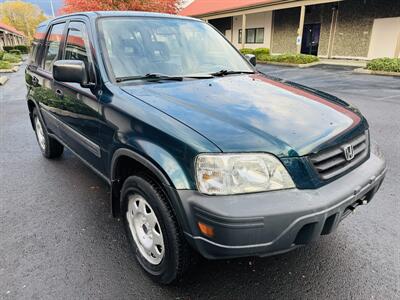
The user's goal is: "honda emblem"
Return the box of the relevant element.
[343,144,355,161]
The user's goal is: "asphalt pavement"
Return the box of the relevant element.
[0,63,399,299]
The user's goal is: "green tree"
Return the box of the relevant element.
[0,0,47,42]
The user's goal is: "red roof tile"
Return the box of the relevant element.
[181,0,279,16]
[0,22,25,37]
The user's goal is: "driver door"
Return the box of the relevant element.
[54,20,103,172]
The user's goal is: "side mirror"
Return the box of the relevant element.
[245,54,257,66]
[53,60,89,86]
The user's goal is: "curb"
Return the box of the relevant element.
[353,68,400,77]
[0,76,8,85]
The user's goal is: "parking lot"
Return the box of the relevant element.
[0,63,399,299]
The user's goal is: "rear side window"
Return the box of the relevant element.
[43,23,65,72]
[64,22,89,69]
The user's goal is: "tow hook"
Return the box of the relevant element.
[341,197,368,220]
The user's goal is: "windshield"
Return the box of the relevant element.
[98,17,253,80]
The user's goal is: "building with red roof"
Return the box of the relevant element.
[0,22,27,50]
[181,0,400,60]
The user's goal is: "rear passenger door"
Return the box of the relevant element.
[55,20,103,172]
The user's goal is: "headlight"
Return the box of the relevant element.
[195,153,295,195]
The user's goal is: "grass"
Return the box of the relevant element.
[366,58,400,73]
[0,60,12,69]
[2,53,21,64]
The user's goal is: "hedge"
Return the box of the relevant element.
[240,48,255,55]
[366,58,400,73]
[3,46,14,52]
[14,45,30,54]
[253,48,270,59]
[2,45,30,54]
[2,53,21,63]
[258,53,319,64]
[10,49,22,56]
[240,48,271,59]
[0,60,12,69]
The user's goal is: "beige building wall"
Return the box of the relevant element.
[323,0,400,59]
[202,0,400,59]
[269,0,400,59]
[231,12,273,49]
[271,7,299,54]
[368,17,400,59]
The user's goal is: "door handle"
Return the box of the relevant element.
[55,89,64,98]
[32,76,38,86]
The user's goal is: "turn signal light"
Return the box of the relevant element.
[198,222,214,237]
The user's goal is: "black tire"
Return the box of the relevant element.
[32,108,64,158]
[121,174,193,284]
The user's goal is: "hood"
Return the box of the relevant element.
[121,73,364,157]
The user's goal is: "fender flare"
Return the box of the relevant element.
[110,148,191,233]
[26,98,44,130]
[111,148,173,187]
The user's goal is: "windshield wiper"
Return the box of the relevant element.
[116,73,215,83]
[210,70,255,77]
[116,73,184,83]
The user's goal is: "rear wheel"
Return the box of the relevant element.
[121,175,193,284]
[32,108,64,158]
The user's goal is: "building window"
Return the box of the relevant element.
[238,28,264,44]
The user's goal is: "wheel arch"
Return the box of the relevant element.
[27,98,40,130]
[110,148,191,233]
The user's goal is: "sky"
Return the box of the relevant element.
[0,0,194,17]
[0,0,64,16]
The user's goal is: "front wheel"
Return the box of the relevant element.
[32,108,64,158]
[121,175,193,284]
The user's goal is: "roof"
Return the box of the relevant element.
[49,11,195,22]
[180,0,282,17]
[35,11,200,39]
[0,22,25,37]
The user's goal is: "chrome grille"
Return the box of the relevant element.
[310,131,369,180]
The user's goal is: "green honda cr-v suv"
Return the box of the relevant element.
[26,11,386,284]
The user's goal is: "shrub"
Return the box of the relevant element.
[253,48,270,59]
[366,58,400,73]
[240,48,255,55]
[0,51,4,60]
[258,53,319,64]
[14,45,30,54]
[0,60,12,69]
[3,46,15,52]
[2,53,21,63]
[10,49,22,56]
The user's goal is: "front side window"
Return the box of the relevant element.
[64,22,89,68]
[98,17,252,80]
[43,23,65,71]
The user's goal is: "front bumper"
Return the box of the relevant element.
[178,153,386,259]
